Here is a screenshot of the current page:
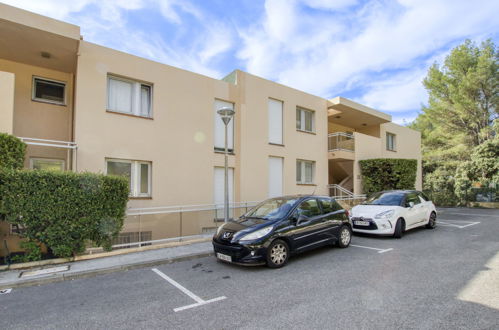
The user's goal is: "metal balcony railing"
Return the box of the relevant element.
[328,132,354,152]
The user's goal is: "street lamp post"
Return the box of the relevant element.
[217,107,235,223]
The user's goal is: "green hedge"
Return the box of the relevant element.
[0,133,26,170]
[359,158,418,195]
[0,170,129,258]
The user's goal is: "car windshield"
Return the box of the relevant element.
[364,192,404,206]
[244,197,300,220]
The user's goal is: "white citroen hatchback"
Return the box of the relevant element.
[350,190,437,238]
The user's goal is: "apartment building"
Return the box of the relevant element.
[0,4,421,254]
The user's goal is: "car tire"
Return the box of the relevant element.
[425,212,437,229]
[337,225,352,248]
[393,218,405,239]
[266,239,289,268]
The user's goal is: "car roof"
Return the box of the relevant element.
[377,190,421,194]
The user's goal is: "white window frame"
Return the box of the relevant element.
[386,132,396,151]
[29,157,65,171]
[107,75,153,118]
[106,159,152,197]
[296,107,315,133]
[296,159,315,184]
[32,76,66,105]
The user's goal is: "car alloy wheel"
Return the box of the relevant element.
[338,226,351,248]
[426,212,437,229]
[267,239,289,268]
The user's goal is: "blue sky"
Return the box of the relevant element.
[4,0,498,125]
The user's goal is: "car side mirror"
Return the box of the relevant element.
[408,201,415,208]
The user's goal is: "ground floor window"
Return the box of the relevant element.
[106,159,151,197]
[30,158,65,171]
[296,159,315,184]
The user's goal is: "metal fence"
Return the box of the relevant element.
[109,202,260,249]
[328,132,355,152]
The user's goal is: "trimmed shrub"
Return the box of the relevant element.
[359,158,418,195]
[0,170,129,258]
[0,133,26,170]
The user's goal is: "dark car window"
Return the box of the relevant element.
[364,192,405,206]
[319,198,333,213]
[296,199,321,218]
[418,192,430,201]
[405,193,421,207]
[320,198,343,213]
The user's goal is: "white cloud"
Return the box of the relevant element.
[300,0,358,11]
[237,0,499,113]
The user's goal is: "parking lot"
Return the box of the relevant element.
[1,208,498,329]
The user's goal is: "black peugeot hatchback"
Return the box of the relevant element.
[212,195,351,268]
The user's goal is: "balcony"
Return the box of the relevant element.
[328,132,355,152]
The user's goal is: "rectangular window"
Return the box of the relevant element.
[268,98,283,144]
[107,75,152,117]
[214,99,234,152]
[214,167,234,219]
[268,156,283,197]
[32,77,66,105]
[106,159,151,197]
[296,107,315,133]
[30,158,65,171]
[386,132,396,151]
[296,159,315,184]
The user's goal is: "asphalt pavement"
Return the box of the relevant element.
[1,207,498,330]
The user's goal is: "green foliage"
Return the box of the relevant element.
[11,240,42,263]
[359,159,418,195]
[0,170,129,258]
[410,39,498,206]
[454,138,499,203]
[0,133,26,170]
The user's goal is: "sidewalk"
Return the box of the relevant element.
[0,240,213,290]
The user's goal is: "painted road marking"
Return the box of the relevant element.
[440,211,498,218]
[438,220,480,229]
[0,288,12,295]
[350,244,393,254]
[151,268,226,312]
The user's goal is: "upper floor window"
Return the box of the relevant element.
[107,75,152,118]
[106,159,152,197]
[386,132,396,151]
[32,77,66,105]
[214,99,234,152]
[268,98,283,145]
[296,159,315,184]
[296,107,315,133]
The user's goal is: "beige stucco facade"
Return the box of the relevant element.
[0,3,422,255]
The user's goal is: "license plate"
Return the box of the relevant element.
[354,220,370,226]
[216,253,232,262]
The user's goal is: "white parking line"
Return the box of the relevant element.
[151,268,226,312]
[350,244,393,254]
[438,220,481,229]
[440,211,497,218]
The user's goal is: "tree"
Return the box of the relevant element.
[421,39,498,148]
[410,39,498,205]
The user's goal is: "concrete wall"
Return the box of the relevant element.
[0,58,74,169]
[0,71,15,134]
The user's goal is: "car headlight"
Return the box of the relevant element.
[216,224,225,235]
[238,226,273,242]
[374,210,395,219]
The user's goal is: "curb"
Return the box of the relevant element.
[0,251,214,290]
